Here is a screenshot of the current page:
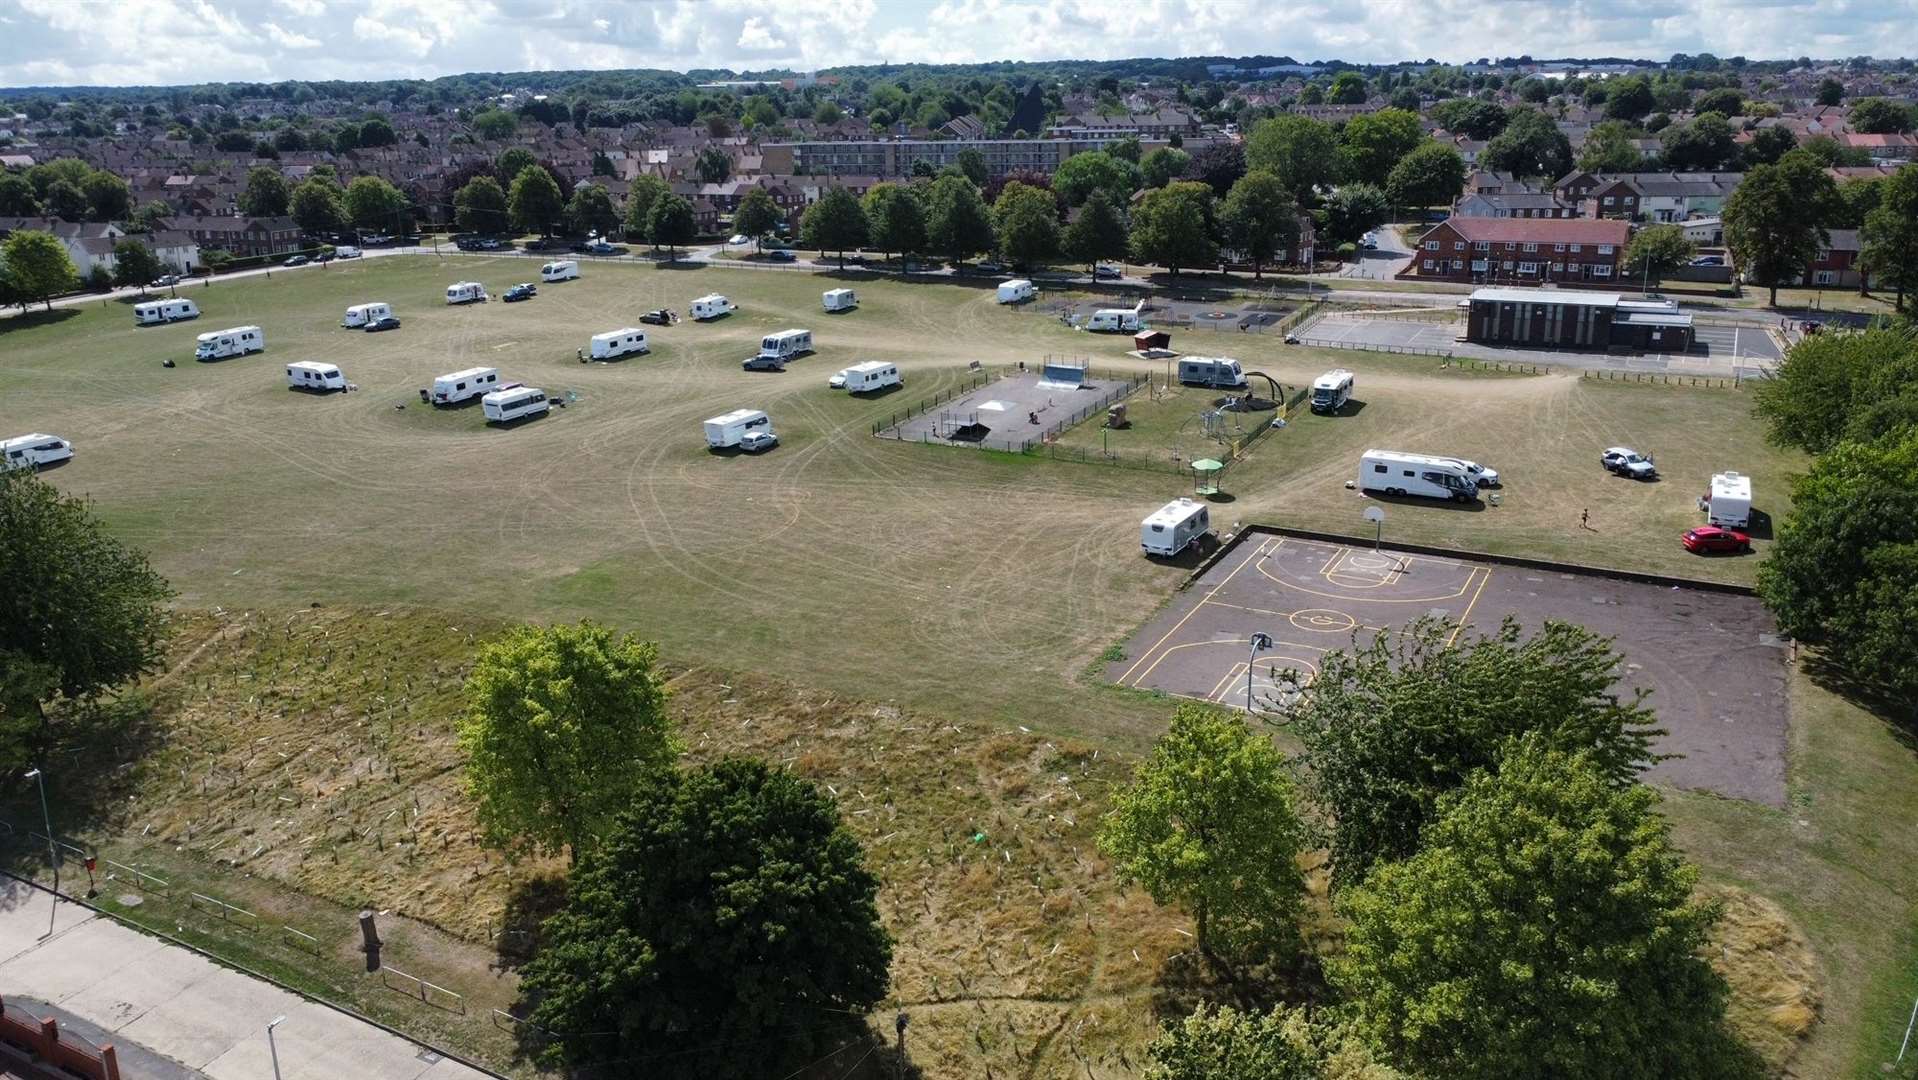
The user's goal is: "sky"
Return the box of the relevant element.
[0,0,1913,88]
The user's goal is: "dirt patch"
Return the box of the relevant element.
[1707,883,1823,1072]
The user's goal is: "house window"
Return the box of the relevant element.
[1424,240,1439,251]
[1519,262,1538,274]
[1593,264,1613,277]
[1471,259,1488,272]
[1569,244,1583,253]
[1522,242,1538,252]
[1552,262,1564,271]
[1598,245,1615,255]
[1423,259,1435,270]
[1474,241,1490,251]
[1603,196,1615,205]
[1454,241,1465,251]
[1814,269,1837,285]
[1554,243,1565,253]
[1502,260,1514,270]
[1453,259,1465,269]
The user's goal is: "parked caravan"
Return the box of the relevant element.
[757,329,814,361]
[342,302,392,328]
[133,298,198,326]
[430,366,500,405]
[483,386,550,423]
[195,325,264,360]
[445,282,487,305]
[1085,308,1142,333]
[589,328,650,361]
[829,361,902,393]
[1140,498,1211,557]
[540,260,580,283]
[1358,449,1480,503]
[1311,369,1355,413]
[1177,356,1246,389]
[822,288,858,313]
[704,408,772,448]
[691,294,735,320]
[286,361,346,392]
[996,279,1035,304]
[1,434,73,471]
[1700,471,1753,527]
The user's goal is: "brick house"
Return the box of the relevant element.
[1452,192,1580,219]
[1404,216,1632,286]
[1799,228,1864,288]
[165,215,301,258]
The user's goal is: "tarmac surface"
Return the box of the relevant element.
[884,371,1134,450]
[1295,314,1782,378]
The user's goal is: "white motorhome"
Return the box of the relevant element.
[195,325,264,360]
[540,260,580,283]
[431,366,500,405]
[996,279,1035,304]
[829,361,902,393]
[342,302,392,328]
[1140,498,1211,557]
[445,282,487,305]
[483,386,550,423]
[1358,450,1480,503]
[133,298,198,326]
[822,288,858,313]
[1311,369,1355,413]
[691,294,735,320]
[286,361,346,392]
[1,434,73,471]
[704,408,772,448]
[1085,308,1142,333]
[1700,471,1753,527]
[589,328,650,361]
[1177,356,1246,389]
[758,329,814,360]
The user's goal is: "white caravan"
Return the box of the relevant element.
[1085,307,1142,333]
[1177,356,1245,389]
[1140,498,1211,557]
[445,281,487,305]
[691,294,735,320]
[758,329,814,361]
[286,361,346,392]
[1358,449,1480,503]
[1,434,73,471]
[540,260,580,283]
[704,408,772,448]
[133,298,198,326]
[829,361,902,393]
[431,366,500,405]
[1310,369,1355,413]
[194,325,264,360]
[589,328,650,361]
[1700,471,1753,527]
[822,288,858,313]
[342,302,392,328]
[483,386,550,423]
[996,279,1035,304]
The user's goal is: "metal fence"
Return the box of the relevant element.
[867,370,997,436]
[1295,336,1457,359]
[1580,368,1748,389]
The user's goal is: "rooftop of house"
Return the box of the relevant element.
[1437,216,1631,244]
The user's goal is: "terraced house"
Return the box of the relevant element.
[1405,216,1632,286]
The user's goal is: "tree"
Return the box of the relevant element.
[1140,146,1192,189]
[646,193,697,259]
[81,170,130,221]
[519,759,891,1077]
[1816,77,1845,106]
[1327,71,1369,105]
[1385,142,1466,209]
[1833,176,1885,229]
[472,108,518,140]
[494,147,538,188]
[508,164,564,236]
[343,175,407,233]
[1603,76,1656,121]
[1334,736,1753,1080]
[1146,1004,1402,1080]
[239,166,289,217]
[1184,141,1246,197]
[812,99,842,125]
[1483,107,1573,180]
[0,230,77,310]
[589,150,614,177]
[0,173,38,215]
[1220,170,1300,279]
[357,116,398,146]
[693,146,731,184]
[1337,108,1422,185]
[564,183,619,237]
[622,174,670,245]
[1108,135,1143,163]
[992,179,1060,269]
[1321,183,1391,246]
[1848,98,1916,135]
[1054,150,1140,208]
[1744,125,1798,167]
[110,238,163,291]
[861,182,927,264]
[925,174,995,265]
[1130,180,1218,276]
[1723,152,1837,305]
[1863,168,1918,310]
[1061,188,1129,273]
[25,158,90,200]
[1577,120,1647,172]
[730,186,781,250]
[1753,325,1918,453]
[1624,223,1695,285]
[1285,617,1661,888]
[1430,98,1508,140]
[288,177,346,236]
[44,179,87,221]
[1098,704,1307,967]
[1693,87,1747,117]
[1246,114,1339,201]
[798,186,868,269]
[954,146,989,186]
[1799,134,1872,168]
[457,621,677,860]
[1660,113,1740,171]
[453,175,509,235]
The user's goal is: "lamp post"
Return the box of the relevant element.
[23,769,57,896]
[267,1015,286,1080]
[1247,632,1273,714]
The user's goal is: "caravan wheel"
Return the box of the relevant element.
[1386,487,1404,497]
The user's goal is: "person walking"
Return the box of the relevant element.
[1580,508,1590,530]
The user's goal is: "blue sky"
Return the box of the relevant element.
[0,0,1913,88]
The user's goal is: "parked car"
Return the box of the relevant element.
[739,430,779,453]
[974,259,1006,274]
[743,356,787,372]
[639,309,675,325]
[479,237,503,250]
[766,249,797,262]
[586,241,617,255]
[1445,459,1500,487]
[363,316,402,332]
[1601,446,1658,480]
[283,254,309,267]
[150,274,180,287]
[503,283,537,302]
[361,233,393,245]
[728,233,750,245]
[1689,255,1725,266]
[1094,264,1123,280]
[1360,239,1378,250]
[1682,526,1751,554]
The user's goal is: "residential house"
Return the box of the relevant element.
[761,137,1170,179]
[1838,132,1917,163]
[1799,228,1864,288]
[1221,213,1317,270]
[165,214,301,258]
[1404,216,1632,286]
[1452,191,1580,219]
[0,216,197,277]
[1556,171,1741,221]
[1463,170,1540,196]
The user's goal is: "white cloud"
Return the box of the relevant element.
[263,21,321,48]
[276,0,327,15]
[735,16,785,52]
[352,14,435,54]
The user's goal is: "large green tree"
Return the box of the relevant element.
[1577,120,1647,172]
[1321,183,1391,246]
[993,179,1061,269]
[1752,325,1918,453]
[1723,151,1838,305]
[1430,98,1509,140]
[1624,223,1696,285]
[1602,76,1656,121]
[1146,1004,1401,1080]
[471,108,518,140]
[0,230,78,309]
[925,174,995,265]
[288,176,346,236]
[1140,146,1192,189]
[730,185,781,251]
[563,183,620,237]
[239,166,290,217]
[1337,108,1423,185]
[1054,150,1141,208]
[1815,77,1845,107]
[81,170,131,222]
[110,238,163,291]
[861,181,927,264]
[1327,71,1368,105]
[1743,125,1798,167]
[1862,166,1918,310]
[508,164,564,235]
[646,193,697,258]
[622,174,670,244]
[1483,107,1574,180]
[452,175,509,235]
[343,175,407,233]
[1220,169,1300,279]
[799,186,868,269]
[0,173,40,216]
[1659,113,1740,171]
[1062,188,1129,274]
[1384,141,1466,210]
[1130,180,1218,276]
[693,146,731,184]
[494,147,538,188]
[1849,98,1916,135]
[43,179,87,221]
[1245,114,1338,201]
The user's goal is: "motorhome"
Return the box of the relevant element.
[445,282,487,305]
[757,329,814,361]
[194,326,264,360]
[1700,471,1753,527]
[482,386,550,423]
[1311,369,1355,413]
[589,328,650,361]
[1085,307,1142,333]
[822,288,858,313]
[1,434,73,471]
[133,298,198,326]
[1140,498,1211,557]
[691,294,735,320]
[1177,356,1246,389]
[829,361,902,393]
[704,408,772,448]
[1358,450,1480,503]
[430,366,500,405]
[286,361,346,392]
[342,302,392,328]
[540,260,580,283]
[996,279,1035,304]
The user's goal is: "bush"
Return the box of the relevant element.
[86,265,114,291]
[1336,241,1358,259]
[200,249,233,273]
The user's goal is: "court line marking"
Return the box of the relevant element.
[1255,552,1475,605]
[1445,566,1493,647]
[1116,536,1280,684]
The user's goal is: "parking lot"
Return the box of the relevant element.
[1296,314,1783,377]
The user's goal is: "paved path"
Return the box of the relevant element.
[0,880,495,1080]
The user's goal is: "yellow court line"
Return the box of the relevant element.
[1446,567,1494,647]
[1323,548,1404,590]
[1255,557,1474,605]
[1132,638,1254,688]
[1116,537,1279,684]
[1210,662,1248,702]
[1202,600,1386,635]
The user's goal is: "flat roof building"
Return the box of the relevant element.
[1466,287,1694,353]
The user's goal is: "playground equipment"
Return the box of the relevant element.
[1192,458,1225,497]
[1105,403,1131,430]
[1218,371,1285,412]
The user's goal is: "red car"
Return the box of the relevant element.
[1682,526,1751,554]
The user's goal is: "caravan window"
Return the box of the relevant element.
[1373,464,1387,474]
[1150,524,1165,533]
[1402,469,1415,477]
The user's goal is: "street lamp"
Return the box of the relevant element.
[23,769,56,895]
[267,1015,287,1080]
[1247,632,1273,714]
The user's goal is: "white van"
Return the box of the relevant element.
[1178,356,1245,389]
[286,361,346,392]
[195,325,264,360]
[704,408,771,448]
[483,386,550,423]
[691,294,735,321]
[445,282,488,305]
[996,279,1035,304]
[1701,471,1753,527]
[1085,308,1142,333]
[1310,369,1355,414]
[334,245,362,259]
[830,361,902,393]
[134,298,198,326]
[822,288,858,313]
[1141,498,1211,557]
[589,328,650,361]
[1358,449,1480,503]
[1,434,73,471]
[431,366,500,405]
[342,302,392,328]
[540,260,580,283]
[758,329,814,361]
